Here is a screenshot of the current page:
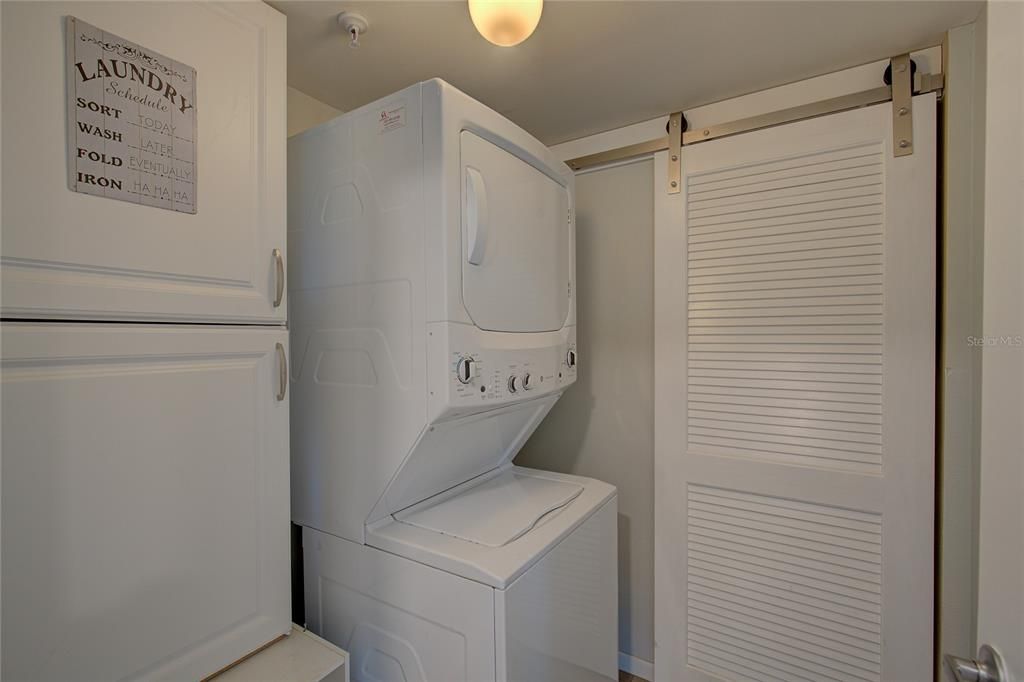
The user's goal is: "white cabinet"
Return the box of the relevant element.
[0,2,287,322]
[1,1,290,677]
[1,323,291,681]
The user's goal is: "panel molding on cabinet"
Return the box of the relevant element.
[1,324,291,680]
[0,2,286,322]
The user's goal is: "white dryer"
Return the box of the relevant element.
[288,79,617,681]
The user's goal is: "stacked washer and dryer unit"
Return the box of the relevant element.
[288,79,617,682]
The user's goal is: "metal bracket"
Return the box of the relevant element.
[667,112,682,194]
[890,54,914,157]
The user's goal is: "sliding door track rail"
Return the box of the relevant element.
[567,55,944,192]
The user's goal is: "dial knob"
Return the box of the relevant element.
[522,373,533,390]
[456,356,476,384]
[566,349,577,368]
[507,375,519,393]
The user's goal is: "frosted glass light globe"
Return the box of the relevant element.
[468,0,543,47]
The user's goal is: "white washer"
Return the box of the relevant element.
[289,79,616,681]
[304,467,617,681]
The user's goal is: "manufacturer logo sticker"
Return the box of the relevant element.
[378,105,405,134]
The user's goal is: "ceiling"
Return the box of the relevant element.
[273,0,981,145]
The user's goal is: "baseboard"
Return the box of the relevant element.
[618,651,654,681]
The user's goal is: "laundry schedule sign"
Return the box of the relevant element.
[65,17,197,213]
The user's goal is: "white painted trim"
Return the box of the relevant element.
[651,146,686,682]
[575,155,653,176]
[939,21,984,672]
[551,46,941,163]
[618,651,654,681]
[552,116,668,164]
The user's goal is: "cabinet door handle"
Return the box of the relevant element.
[276,342,287,401]
[273,248,285,308]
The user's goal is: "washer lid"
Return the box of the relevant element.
[393,469,583,548]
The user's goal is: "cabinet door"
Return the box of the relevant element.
[0,2,286,322]
[1,324,291,681]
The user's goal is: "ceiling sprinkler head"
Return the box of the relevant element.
[337,12,368,49]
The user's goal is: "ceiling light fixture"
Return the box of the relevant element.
[468,0,543,47]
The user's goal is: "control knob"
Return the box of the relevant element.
[507,375,519,393]
[522,373,533,391]
[456,356,476,384]
[566,349,577,368]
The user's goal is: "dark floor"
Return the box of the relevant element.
[619,672,649,682]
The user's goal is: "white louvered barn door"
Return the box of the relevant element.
[654,96,935,682]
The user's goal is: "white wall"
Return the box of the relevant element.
[977,0,1024,675]
[516,159,656,671]
[287,87,340,137]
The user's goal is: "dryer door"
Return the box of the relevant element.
[460,131,571,332]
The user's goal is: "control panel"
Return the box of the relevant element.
[426,321,578,421]
[448,342,578,407]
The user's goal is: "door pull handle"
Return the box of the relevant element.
[273,248,285,308]
[944,645,1007,682]
[276,342,287,401]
